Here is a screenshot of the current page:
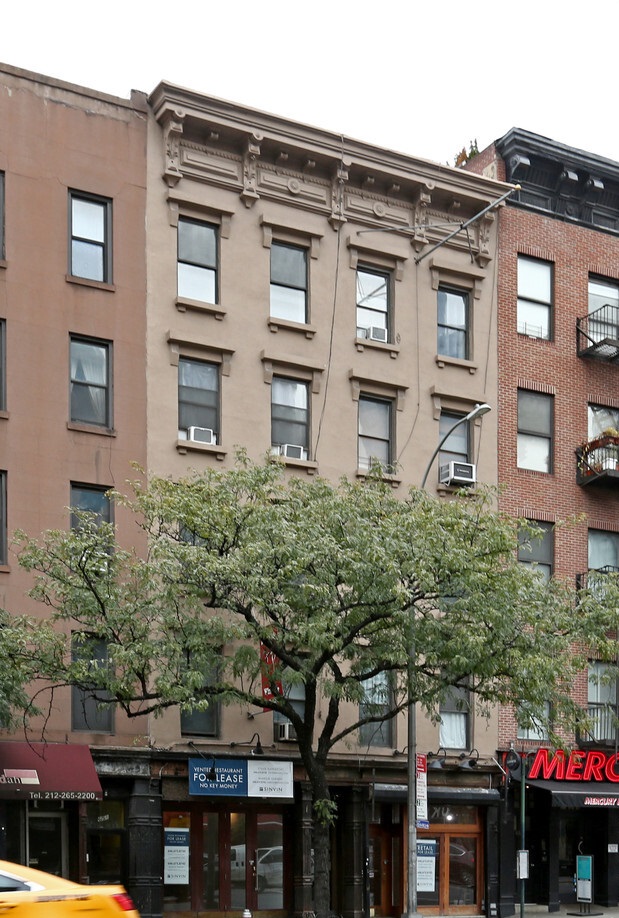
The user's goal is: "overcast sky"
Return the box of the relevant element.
[2,1,617,167]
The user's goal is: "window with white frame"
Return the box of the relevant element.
[588,277,619,342]
[517,390,553,472]
[517,256,552,339]
[588,404,619,438]
[356,267,390,342]
[516,700,550,741]
[70,336,112,428]
[270,242,308,323]
[71,634,114,733]
[358,395,392,471]
[588,660,617,743]
[271,377,309,459]
[359,672,393,748]
[177,217,218,303]
[439,683,469,750]
[588,529,619,572]
[70,192,112,283]
[437,286,469,358]
[518,521,553,581]
[178,358,219,444]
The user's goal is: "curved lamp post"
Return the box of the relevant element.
[406,403,492,918]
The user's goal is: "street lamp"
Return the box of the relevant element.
[420,403,492,491]
[405,403,492,918]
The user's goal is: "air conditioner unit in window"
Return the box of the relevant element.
[188,426,216,445]
[439,461,476,486]
[276,721,297,742]
[280,444,307,460]
[368,326,388,343]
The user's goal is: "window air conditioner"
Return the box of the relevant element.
[280,444,307,460]
[368,326,388,343]
[277,721,297,742]
[439,461,476,486]
[188,427,216,445]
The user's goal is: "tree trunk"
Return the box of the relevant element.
[313,814,332,918]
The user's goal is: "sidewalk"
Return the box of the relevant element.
[521,906,619,918]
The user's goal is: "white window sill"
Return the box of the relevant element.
[268,317,316,339]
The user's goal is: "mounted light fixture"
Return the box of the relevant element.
[188,742,217,780]
[231,732,265,756]
[458,748,479,770]
[427,747,447,770]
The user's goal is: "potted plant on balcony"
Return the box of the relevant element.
[580,427,619,474]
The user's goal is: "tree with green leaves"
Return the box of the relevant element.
[15,456,619,918]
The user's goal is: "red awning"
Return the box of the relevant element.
[0,742,102,800]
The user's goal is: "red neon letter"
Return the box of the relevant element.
[606,753,619,783]
[528,748,566,780]
[583,750,607,781]
[566,751,586,780]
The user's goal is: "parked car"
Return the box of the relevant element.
[0,859,140,916]
[256,846,283,890]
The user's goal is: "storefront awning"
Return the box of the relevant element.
[373,783,499,804]
[529,779,619,809]
[0,742,102,800]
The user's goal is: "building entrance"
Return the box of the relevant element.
[163,805,287,913]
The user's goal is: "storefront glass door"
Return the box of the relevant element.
[164,806,285,913]
[27,812,67,876]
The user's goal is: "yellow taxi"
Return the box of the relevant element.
[0,860,140,916]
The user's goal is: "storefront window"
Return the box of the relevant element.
[86,802,126,885]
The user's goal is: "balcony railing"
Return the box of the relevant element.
[577,303,619,362]
[576,565,619,590]
[579,704,618,745]
[576,435,619,487]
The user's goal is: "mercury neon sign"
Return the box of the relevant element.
[528,748,619,782]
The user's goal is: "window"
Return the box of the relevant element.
[518,522,554,581]
[358,396,392,471]
[437,286,469,358]
[517,257,552,339]
[270,242,307,323]
[177,217,218,303]
[439,411,469,469]
[180,658,220,737]
[588,661,617,743]
[517,390,553,472]
[71,634,114,732]
[0,471,6,565]
[588,277,619,342]
[588,529,619,572]
[517,701,550,741]
[271,377,309,459]
[178,358,219,444]
[70,192,111,283]
[70,483,111,530]
[70,337,111,428]
[0,172,4,261]
[359,673,393,748]
[273,675,305,738]
[356,267,390,341]
[0,320,6,412]
[588,404,619,439]
[439,684,469,750]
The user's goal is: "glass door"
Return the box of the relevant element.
[27,812,67,876]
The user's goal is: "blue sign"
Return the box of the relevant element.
[189,758,247,796]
